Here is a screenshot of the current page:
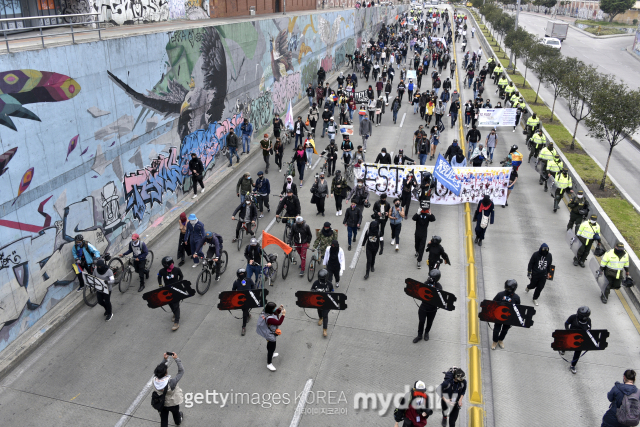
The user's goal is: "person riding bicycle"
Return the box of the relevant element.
[291,216,313,277]
[281,175,298,197]
[203,231,223,281]
[158,256,184,331]
[244,238,272,284]
[232,268,256,336]
[232,198,258,243]
[118,233,149,293]
[276,189,301,220]
[72,234,100,292]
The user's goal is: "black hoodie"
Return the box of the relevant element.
[527,243,552,278]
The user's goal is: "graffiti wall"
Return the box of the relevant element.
[0,6,406,352]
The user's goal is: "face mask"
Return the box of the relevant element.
[590,220,596,225]
[287,180,292,184]
[247,176,251,180]
[358,183,363,187]
[351,204,356,209]
[577,195,583,199]
[395,203,400,207]
[190,219,197,225]
[541,249,548,254]
[246,201,250,205]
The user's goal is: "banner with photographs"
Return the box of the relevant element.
[478,108,518,127]
[354,163,511,205]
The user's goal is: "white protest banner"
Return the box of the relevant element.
[406,70,417,80]
[478,108,518,127]
[355,163,511,205]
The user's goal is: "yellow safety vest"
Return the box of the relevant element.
[487,58,494,65]
[577,220,600,245]
[514,101,526,110]
[526,117,539,128]
[498,78,508,87]
[555,173,572,192]
[494,66,503,74]
[547,158,563,173]
[538,147,556,161]
[600,249,630,279]
[505,85,515,95]
[510,94,519,104]
[532,134,546,147]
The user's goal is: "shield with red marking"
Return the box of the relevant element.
[217,289,269,310]
[295,291,347,310]
[551,329,609,351]
[479,300,536,328]
[404,278,457,311]
[142,281,195,308]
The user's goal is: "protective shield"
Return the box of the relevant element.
[551,329,609,352]
[478,300,536,328]
[565,229,582,256]
[217,289,269,310]
[589,257,609,294]
[404,278,457,311]
[81,271,109,294]
[142,281,195,308]
[295,291,348,310]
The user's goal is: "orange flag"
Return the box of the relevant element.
[262,230,293,255]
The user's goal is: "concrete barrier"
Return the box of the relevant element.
[468,345,483,404]
[469,406,485,427]
[468,300,480,344]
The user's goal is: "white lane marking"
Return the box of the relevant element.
[1,309,89,387]
[114,359,174,427]
[257,217,278,243]
[350,221,370,269]
[312,155,323,170]
[290,379,314,427]
[399,113,407,128]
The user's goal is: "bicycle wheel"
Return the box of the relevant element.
[237,229,243,251]
[282,253,290,280]
[108,257,125,286]
[218,251,228,275]
[196,269,211,295]
[119,264,131,293]
[252,218,259,234]
[145,251,154,271]
[269,260,278,285]
[307,259,316,282]
[83,286,98,307]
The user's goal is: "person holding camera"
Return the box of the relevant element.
[152,352,184,427]
[393,380,433,427]
[256,302,286,371]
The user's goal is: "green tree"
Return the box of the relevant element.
[600,0,636,22]
[534,0,557,7]
[542,56,572,122]
[505,27,533,70]
[495,14,515,49]
[560,60,601,149]
[531,44,561,103]
[519,36,542,87]
[585,79,640,190]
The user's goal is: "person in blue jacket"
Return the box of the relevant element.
[184,213,206,268]
[118,233,149,292]
[72,234,100,292]
[602,370,639,427]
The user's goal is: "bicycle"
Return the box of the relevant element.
[283,161,296,179]
[257,253,279,287]
[277,216,297,244]
[344,160,356,183]
[108,251,155,293]
[307,248,319,282]
[233,218,259,251]
[195,252,229,295]
[281,242,301,280]
[80,258,110,307]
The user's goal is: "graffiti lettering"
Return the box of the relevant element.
[98,0,170,26]
[248,93,274,133]
[123,147,183,221]
[271,72,301,114]
[0,250,21,272]
[169,28,205,47]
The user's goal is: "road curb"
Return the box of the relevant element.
[512,11,634,39]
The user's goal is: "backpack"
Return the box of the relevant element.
[151,385,168,412]
[213,232,224,245]
[256,312,277,342]
[617,387,640,426]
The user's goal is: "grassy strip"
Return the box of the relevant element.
[470,9,640,255]
[598,199,640,258]
[575,19,636,28]
[582,27,628,36]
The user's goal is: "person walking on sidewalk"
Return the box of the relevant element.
[567,190,589,233]
[259,134,272,174]
[256,302,285,371]
[360,115,372,152]
[240,118,253,154]
[600,242,631,304]
[153,352,184,427]
[413,269,443,343]
[227,128,240,166]
[311,269,335,337]
[311,172,329,216]
[331,170,348,215]
[561,306,591,374]
[323,239,345,288]
[413,206,436,269]
[389,198,404,251]
[343,200,362,251]
[473,195,494,247]
[491,280,520,350]
[362,214,381,280]
[188,153,205,198]
[232,268,255,336]
[525,243,552,306]
[601,369,639,427]
[158,256,184,331]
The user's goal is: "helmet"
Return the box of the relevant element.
[250,238,258,246]
[295,216,304,224]
[454,368,466,381]
[504,279,518,293]
[318,269,329,285]
[428,268,441,283]
[96,259,106,269]
[431,235,442,245]
[74,234,84,242]
[577,306,591,321]
[161,256,174,268]
[237,268,247,278]
[510,145,518,152]
[205,231,213,239]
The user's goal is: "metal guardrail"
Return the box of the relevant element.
[0,13,102,53]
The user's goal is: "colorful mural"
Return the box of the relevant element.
[0,5,405,352]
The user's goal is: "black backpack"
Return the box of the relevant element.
[151,385,168,412]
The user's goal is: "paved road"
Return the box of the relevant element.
[1,7,639,427]
[494,11,640,208]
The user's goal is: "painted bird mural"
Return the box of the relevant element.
[270,29,294,82]
[0,70,81,131]
[107,26,227,143]
[0,147,17,176]
[316,16,345,52]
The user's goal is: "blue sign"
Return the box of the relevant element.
[434,154,461,196]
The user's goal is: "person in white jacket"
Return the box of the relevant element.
[323,240,346,288]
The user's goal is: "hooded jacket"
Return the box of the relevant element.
[276,194,301,218]
[313,228,339,255]
[528,244,552,278]
[360,117,373,136]
[603,382,640,426]
[412,211,436,237]
[153,358,184,407]
[451,152,467,167]
[362,219,381,250]
[236,176,255,195]
[281,176,298,196]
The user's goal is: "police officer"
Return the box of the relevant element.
[413,206,436,269]
[567,190,589,232]
[553,167,573,213]
[525,113,540,140]
[574,214,600,268]
[525,243,552,306]
[311,269,334,337]
[425,236,450,271]
[528,129,546,163]
[600,242,631,304]
[561,306,591,374]
[232,268,255,336]
[393,381,433,427]
[362,214,381,280]
[491,280,520,350]
[372,193,391,255]
[440,368,467,427]
[537,142,556,190]
[158,256,184,331]
[413,269,443,343]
